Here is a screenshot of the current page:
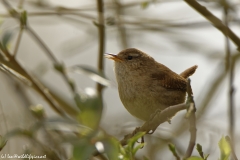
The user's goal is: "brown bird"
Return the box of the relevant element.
[105,48,197,121]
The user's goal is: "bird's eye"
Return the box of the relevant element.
[127,56,133,60]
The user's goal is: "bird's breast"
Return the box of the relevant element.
[116,73,165,121]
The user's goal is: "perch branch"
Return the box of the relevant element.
[120,79,197,159]
[120,103,187,146]
[184,79,197,159]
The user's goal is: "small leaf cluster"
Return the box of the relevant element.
[168,136,233,160]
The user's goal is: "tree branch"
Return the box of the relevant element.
[120,103,187,146]
[222,0,236,151]
[96,0,105,95]
[184,79,197,158]
[184,0,240,51]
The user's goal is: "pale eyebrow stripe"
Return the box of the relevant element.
[130,53,140,57]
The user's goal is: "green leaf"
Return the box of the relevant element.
[0,135,7,151]
[186,156,204,160]
[168,143,176,152]
[67,65,111,86]
[196,143,204,158]
[196,143,209,160]
[127,132,145,149]
[168,143,180,160]
[132,143,144,156]
[124,132,145,158]
[102,137,119,160]
[77,92,103,129]
[72,139,96,160]
[218,136,231,160]
[1,31,13,51]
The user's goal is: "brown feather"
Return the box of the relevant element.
[180,65,198,79]
[151,64,187,92]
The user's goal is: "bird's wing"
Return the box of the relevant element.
[151,66,187,92]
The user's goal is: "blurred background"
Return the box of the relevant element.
[0,0,239,159]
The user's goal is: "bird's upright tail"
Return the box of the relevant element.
[180,65,198,79]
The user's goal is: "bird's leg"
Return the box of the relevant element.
[167,117,172,124]
[136,136,145,147]
[132,127,144,144]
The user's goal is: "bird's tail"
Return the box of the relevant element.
[180,65,198,79]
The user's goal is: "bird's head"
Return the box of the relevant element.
[105,48,155,72]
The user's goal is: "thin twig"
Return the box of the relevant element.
[26,27,58,63]
[13,27,23,57]
[0,60,67,117]
[0,101,8,134]
[113,0,128,48]
[1,0,79,117]
[18,0,25,9]
[96,0,105,95]
[28,12,96,20]
[184,0,240,51]
[184,79,197,159]
[222,0,236,150]
[2,0,83,112]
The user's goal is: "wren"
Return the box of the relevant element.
[105,48,197,121]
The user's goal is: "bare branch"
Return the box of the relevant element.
[96,0,105,96]
[184,79,197,158]
[13,28,23,57]
[222,0,236,151]
[184,0,240,51]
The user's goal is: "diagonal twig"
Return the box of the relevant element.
[184,0,240,51]
[1,0,79,117]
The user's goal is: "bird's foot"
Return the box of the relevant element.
[167,118,172,124]
[136,136,145,146]
[132,127,144,147]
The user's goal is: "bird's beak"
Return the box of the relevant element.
[105,53,123,62]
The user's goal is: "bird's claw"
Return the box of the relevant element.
[167,118,171,124]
